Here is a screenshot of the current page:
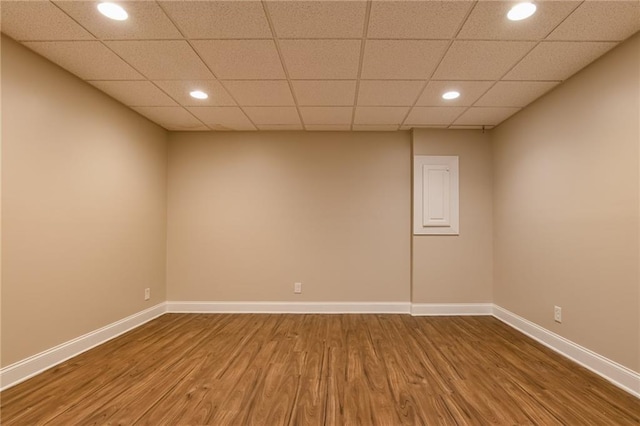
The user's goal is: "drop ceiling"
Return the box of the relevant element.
[2,1,639,132]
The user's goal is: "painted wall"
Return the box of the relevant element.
[166,131,411,302]
[1,36,168,366]
[492,33,640,371]
[412,129,493,304]
[0,28,4,370]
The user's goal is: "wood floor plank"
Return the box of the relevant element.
[0,314,188,411]
[2,314,198,426]
[42,317,214,425]
[1,314,638,425]
[288,377,327,426]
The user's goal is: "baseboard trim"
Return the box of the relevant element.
[167,301,411,314]
[492,305,640,398]
[0,302,167,391]
[411,303,493,316]
[166,301,496,315]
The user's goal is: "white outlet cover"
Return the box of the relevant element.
[554,306,562,322]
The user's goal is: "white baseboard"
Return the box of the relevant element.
[167,301,411,314]
[411,303,493,316]
[167,301,497,315]
[492,305,640,398]
[0,302,167,391]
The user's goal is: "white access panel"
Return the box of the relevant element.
[414,156,459,235]
[422,165,451,227]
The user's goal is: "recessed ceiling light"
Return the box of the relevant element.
[97,2,128,21]
[442,91,460,100]
[507,2,537,21]
[190,90,209,100]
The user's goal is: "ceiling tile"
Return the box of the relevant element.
[243,107,301,125]
[158,1,272,39]
[1,1,94,41]
[292,80,356,106]
[305,125,352,131]
[192,40,285,80]
[133,107,207,131]
[10,0,631,135]
[24,41,144,80]
[548,1,640,41]
[453,107,521,126]
[154,80,236,106]
[433,41,535,80]
[353,125,400,131]
[89,81,177,107]
[457,1,579,40]
[187,107,256,131]
[357,80,424,106]
[504,42,617,81]
[54,1,181,40]
[361,40,449,80]
[266,0,366,38]
[256,124,304,131]
[368,1,472,39]
[279,40,361,79]
[417,81,493,106]
[354,107,409,125]
[299,107,353,125]
[405,107,466,126]
[475,81,559,107]
[222,81,294,106]
[106,40,214,80]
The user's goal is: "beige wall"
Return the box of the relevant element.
[1,36,168,366]
[1,25,4,369]
[492,33,640,371]
[412,129,493,303]
[166,131,411,302]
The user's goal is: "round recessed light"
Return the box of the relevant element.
[442,91,460,100]
[97,2,128,21]
[190,90,209,100]
[507,2,537,21]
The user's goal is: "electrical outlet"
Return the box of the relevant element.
[554,306,562,323]
[294,282,302,294]
[145,288,151,301]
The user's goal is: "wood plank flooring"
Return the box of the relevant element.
[1,314,638,425]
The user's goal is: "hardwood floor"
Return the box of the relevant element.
[1,314,638,425]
